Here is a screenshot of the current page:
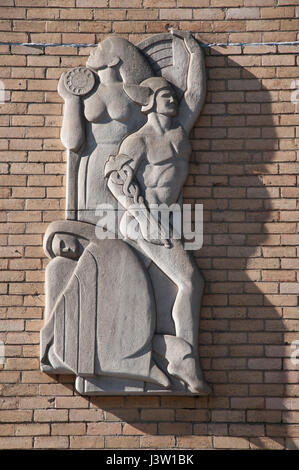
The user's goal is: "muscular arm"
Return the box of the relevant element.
[61,96,85,152]
[58,73,85,152]
[176,32,206,135]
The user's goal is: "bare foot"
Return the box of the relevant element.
[168,357,211,395]
[187,380,211,395]
[149,363,171,389]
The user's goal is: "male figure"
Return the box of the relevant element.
[105,59,210,393]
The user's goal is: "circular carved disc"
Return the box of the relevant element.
[64,67,95,96]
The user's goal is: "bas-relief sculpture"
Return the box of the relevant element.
[40,31,211,395]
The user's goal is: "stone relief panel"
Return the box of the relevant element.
[40,31,210,395]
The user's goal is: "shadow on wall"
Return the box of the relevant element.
[192,48,297,450]
[55,47,297,450]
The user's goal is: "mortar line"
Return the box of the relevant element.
[0,40,299,48]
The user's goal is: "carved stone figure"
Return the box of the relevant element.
[40,31,210,395]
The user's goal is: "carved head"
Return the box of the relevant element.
[86,37,153,85]
[52,234,82,260]
[124,77,178,116]
[87,38,120,71]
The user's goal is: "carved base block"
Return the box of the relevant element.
[75,376,197,396]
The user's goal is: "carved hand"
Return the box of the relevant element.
[58,72,78,101]
[171,30,199,54]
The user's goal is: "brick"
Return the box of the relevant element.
[70,436,105,449]
[261,6,294,17]
[179,21,213,32]
[267,424,299,438]
[283,412,299,423]
[69,409,104,422]
[4,358,39,369]
[250,438,284,450]
[51,423,86,435]
[159,423,192,435]
[230,424,265,437]
[27,56,60,68]
[13,20,46,32]
[15,424,49,436]
[140,409,175,421]
[194,8,224,20]
[123,423,157,435]
[94,9,126,20]
[0,425,14,436]
[214,436,250,449]
[87,422,121,435]
[226,7,260,19]
[62,33,95,44]
[0,410,32,423]
[126,9,157,20]
[212,410,245,422]
[76,0,106,5]
[145,0,175,5]
[177,436,212,449]
[55,396,89,409]
[105,436,139,449]
[79,21,112,33]
[247,19,280,31]
[113,21,145,33]
[160,9,192,20]
[34,410,68,422]
[0,319,24,330]
[0,8,25,19]
[141,435,175,448]
[262,55,295,66]
[0,437,32,449]
[34,436,68,449]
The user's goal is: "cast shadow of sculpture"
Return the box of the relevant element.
[40,32,211,397]
[80,49,293,449]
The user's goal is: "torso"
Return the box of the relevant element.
[137,122,191,205]
[83,82,146,145]
[79,82,145,212]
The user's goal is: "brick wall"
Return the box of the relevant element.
[0,0,299,450]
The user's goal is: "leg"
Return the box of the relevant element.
[137,238,204,351]
[137,238,209,393]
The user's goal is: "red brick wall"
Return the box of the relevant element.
[0,0,299,450]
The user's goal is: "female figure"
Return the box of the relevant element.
[58,37,153,224]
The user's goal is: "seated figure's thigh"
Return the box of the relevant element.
[45,256,77,322]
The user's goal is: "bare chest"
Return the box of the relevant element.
[144,128,191,165]
[84,84,133,123]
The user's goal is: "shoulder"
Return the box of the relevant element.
[119,131,146,156]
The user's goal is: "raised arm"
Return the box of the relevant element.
[58,73,85,152]
[173,31,206,135]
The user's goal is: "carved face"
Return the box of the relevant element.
[52,234,82,260]
[154,88,177,117]
[86,41,113,70]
